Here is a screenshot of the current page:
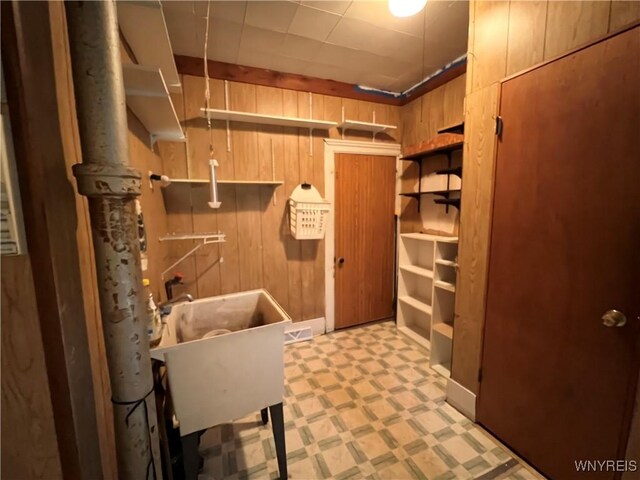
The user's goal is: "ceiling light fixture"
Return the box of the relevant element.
[388,0,427,17]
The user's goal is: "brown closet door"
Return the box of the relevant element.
[335,154,396,329]
[478,27,640,480]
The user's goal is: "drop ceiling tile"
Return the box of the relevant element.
[280,34,324,59]
[300,0,352,15]
[210,1,248,24]
[245,1,299,33]
[240,25,286,54]
[237,49,274,70]
[326,17,414,57]
[269,55,314,75]
[314,43,365,69]
[392,34,424,63]
[303,62,362,85]
[287,5,342,42]
[208,18,242,63]
[163,9,203,58]
[325,16,375,50]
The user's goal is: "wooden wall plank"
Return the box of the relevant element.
[297,91,318,320]
[128,113,170,299]
[210,79,241,295]
[256,85,289,311]
[1,256,63,480]
[506,1,548,77]
[471,1,510,92]
[453,83,500,393]
[544,1,611,60]
[282,89,303,321]
[228,82,263,291]
[157,93,188,179]
[609,0,640,31]
[312,93,328,319]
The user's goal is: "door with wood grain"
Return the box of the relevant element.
[334,154,396,329]
[478,27,640,480]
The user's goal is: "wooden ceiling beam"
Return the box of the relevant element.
[174,54,466,107]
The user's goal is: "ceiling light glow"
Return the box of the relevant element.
[388,0,427,17]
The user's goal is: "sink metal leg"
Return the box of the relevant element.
[261,407,269,425]
[181,431,200,480]
[269,402,287,480]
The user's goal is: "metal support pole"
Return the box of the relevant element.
[64,2,162,478]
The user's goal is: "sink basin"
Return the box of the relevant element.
[151,289,292,435]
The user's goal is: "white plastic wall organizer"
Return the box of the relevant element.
[289,183,330,240]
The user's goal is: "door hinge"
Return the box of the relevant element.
[478,367,483,383]
[495,116,503,139]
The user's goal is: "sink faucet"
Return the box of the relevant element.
[158,293,194,317]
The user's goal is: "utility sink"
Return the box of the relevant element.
[151,289,292,436]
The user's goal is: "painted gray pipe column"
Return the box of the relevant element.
[64,2,162,478]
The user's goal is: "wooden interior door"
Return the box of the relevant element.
[335,154,396,329]
[478,27,640,480]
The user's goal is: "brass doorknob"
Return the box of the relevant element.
[602,309,627,327]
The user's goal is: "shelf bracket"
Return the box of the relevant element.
[160,232,226,279]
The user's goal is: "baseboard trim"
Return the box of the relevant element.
[285,317,325,336]
[446,377,477,421]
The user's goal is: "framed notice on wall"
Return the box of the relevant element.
[1,66,27,256]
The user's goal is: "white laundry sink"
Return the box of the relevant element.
[151,289,292,436]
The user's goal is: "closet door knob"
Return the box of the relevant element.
[602,309,627,327]
[337,257,345,265]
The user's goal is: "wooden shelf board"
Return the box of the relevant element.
[202,108,337,130]
[402,133,464,160]
[432,322,453,339]
[434,281,456,293]
[399,264,434,279]
[437,122,464,135]
[399,296,432,315]
[435,259,457,267]
[338,120,397,133]
[122,64,184,142]
[401,233,456,243]
[431,363,451,378]
[397,326,430,350]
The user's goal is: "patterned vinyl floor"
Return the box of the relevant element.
[197,321,542,480]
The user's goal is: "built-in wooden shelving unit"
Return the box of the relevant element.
[400,132,464,212]
[396,233,458,377]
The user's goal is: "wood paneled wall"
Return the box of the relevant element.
[156,75,400,322]
[399,74,466,234]
[1,258,63,479]
[453,0,640,394]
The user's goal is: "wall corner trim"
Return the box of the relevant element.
[446,377,477,421]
